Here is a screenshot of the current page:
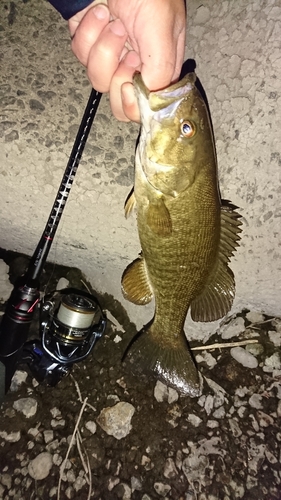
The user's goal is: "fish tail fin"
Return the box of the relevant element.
[124,324,202,398]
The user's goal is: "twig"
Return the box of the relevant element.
[191,339,259,351]
[57,397,88,500]
[246,317,276,330]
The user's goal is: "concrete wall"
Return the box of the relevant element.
[0,0,280,340]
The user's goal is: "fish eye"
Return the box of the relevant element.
[180,120,195,138]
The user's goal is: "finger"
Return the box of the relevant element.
[135,1,186,91]
[109,51,141,122]
[121,82,140,123]
[68,1,97,37]
[172,29,186,82]
[71,4,110,66]
[87,19,128,92]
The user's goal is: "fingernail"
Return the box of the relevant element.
[109,19,127,37]
[93,4,108,20]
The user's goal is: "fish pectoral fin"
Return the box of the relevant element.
[146,198,172,237]
[124,188,136,218]
[190,202,242,322]
[121,254,153,305]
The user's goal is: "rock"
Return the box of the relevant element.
[249,394,263,409]
[221,317,245,339]
[154,380,178,403]
[0,430,21,442]
[154,482,171,496]
[0,473,12,489]
[163,458,178,479]
[264,353,281,371]
[187,414,202,427]
[13,398,38,418]
[230,347,258,368]
[85,420,97,434]
[131,476,142,492]
[28,452,53,480]
[10,370,28,392]
[97,402,135,440]
[43,430,54,444]
[0,260,13,303]
[246,311,265,323]
[268,330,281,347]
[229,418,242,437]
[56,277,69,290]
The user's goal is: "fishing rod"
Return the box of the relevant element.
[0,88,106,401]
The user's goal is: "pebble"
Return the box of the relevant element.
[163,458,178,479]
[264,353,281,370]
[249,393,263,409]
[73,476,86,491]
[28,452,53,480]
[229,418,242,437]
[43,430,54,444]
[154,482,171,496]
[0,260,13,302]
[268,330,281,347]
[1,473,12,489]
[0,430,21,442]
[56,277,70,290]
[277,400,281,418]
[154,381,178,403]
[188,414,202,427]
[10,370,28,392]
[207,420,219,428]
[85,420,97,434]
[195,351,217,369]
[131,476,142,492]
[246,311,265,323]
[221,316,245,339]
[230,347,258,368]
[13,398,37,418]
[97,402,135,440]
[51,418,65,428]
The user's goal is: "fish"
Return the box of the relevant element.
[121,72,242,397]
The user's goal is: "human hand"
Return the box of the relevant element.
[69,0,186,122]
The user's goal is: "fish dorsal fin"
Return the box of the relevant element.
[190,203,242,322]
[124,188,136,218]
[146,198,172,237]
[121,254,153,305]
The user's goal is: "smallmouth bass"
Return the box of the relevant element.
[122,72,242,396]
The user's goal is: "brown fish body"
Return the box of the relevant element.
[122,73,241,396]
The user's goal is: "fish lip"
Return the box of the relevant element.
[133,72,149,99]
[133,71,197,99]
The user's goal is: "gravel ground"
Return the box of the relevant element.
[0,250,281,500]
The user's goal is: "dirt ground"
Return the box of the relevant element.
[0,250,281,500]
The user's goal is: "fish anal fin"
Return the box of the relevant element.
[146,198,172,237]
[125,326,202,397]
[124,188,136,219]
[121,254,153,305]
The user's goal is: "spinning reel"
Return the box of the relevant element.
[22,288,106,386]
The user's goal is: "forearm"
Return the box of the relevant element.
[48,0,94,20]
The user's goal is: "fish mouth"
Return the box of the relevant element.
[133,71,197,112]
